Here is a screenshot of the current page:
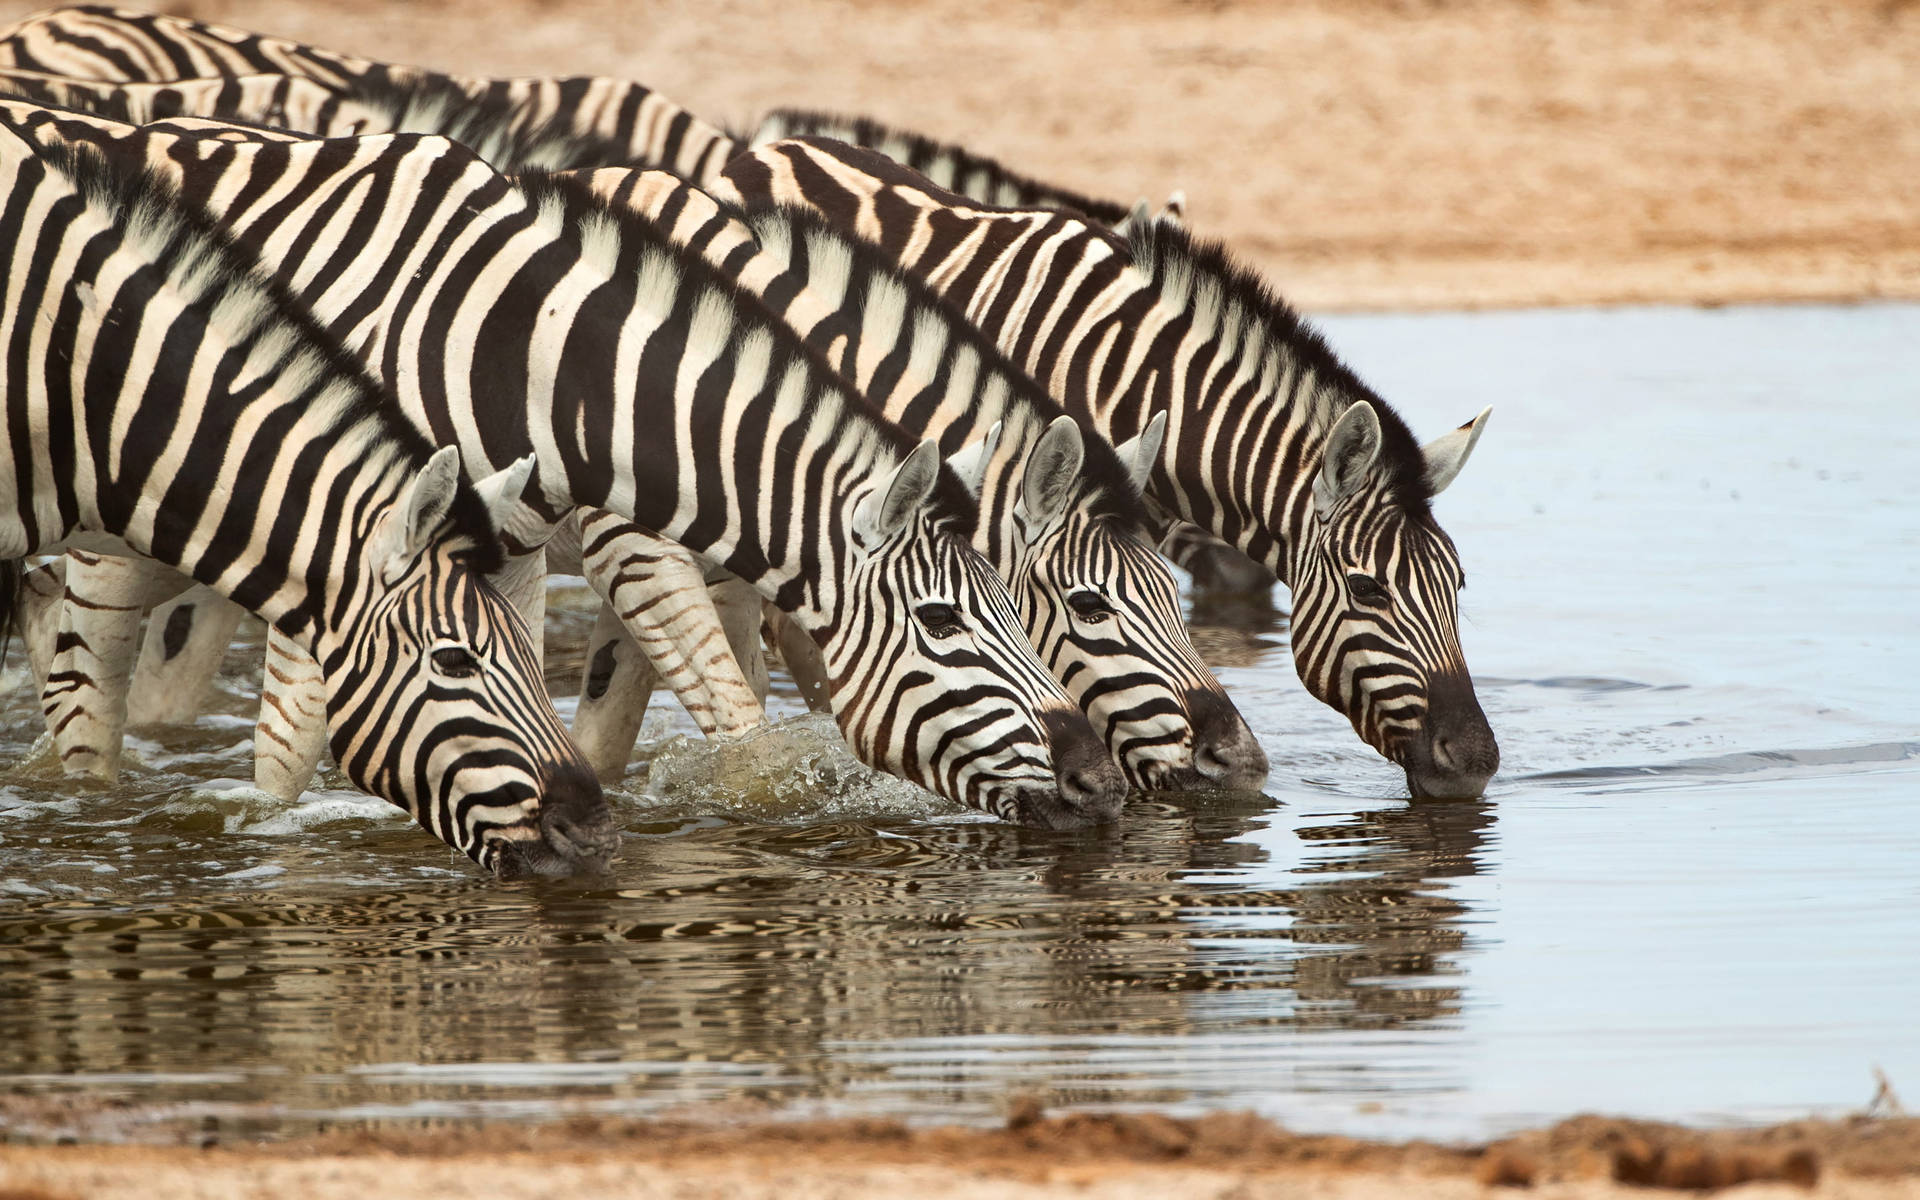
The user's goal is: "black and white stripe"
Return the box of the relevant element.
[2,100,1122,826]
[0,68,1262,792]
[0,7,1178,229]
[585,168,1265,789]
[0,122,611,876]
[716,137,1501,799]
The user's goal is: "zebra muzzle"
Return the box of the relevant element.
[1006,708,1128,830]
[492,764,620,878]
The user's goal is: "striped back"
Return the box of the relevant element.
[0,100,1122,826]
[0,8,1162,229]
[746,109,1132,226]
[0,6,738,175]
[0,67,385,136]
[718,138,1501,800]
[0,128,610,875]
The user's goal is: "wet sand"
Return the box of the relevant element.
[4,0,1910,309]
[4,1110,1920,1197]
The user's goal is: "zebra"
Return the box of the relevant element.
[0,7,1189,229]
[0,66,389,138]
[0,121,615,877]
[1,99,1127,827]
[0,81,1264,794]
[712,138,1501,800]
[559,168,1267,790]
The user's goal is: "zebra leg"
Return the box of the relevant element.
[254,625,330,803]
[710,574,771,706]
[125,586,246,727]
[575,510,768,739]
[43,551,159,780]
[570,574,768,781]
[20,559,66,691]
[763,600,833,714]
[571,601,659,782]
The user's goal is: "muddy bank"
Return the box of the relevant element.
[4,0,1911,309]
[4,1110,1920,1197]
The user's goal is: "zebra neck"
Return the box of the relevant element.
[582,172,1113,577]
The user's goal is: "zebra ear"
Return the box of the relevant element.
[1019,415,1085,535]
[471,454,538,535]
[384,445,465,568]
[1112,410,1167,493]
[1314,401,1383,518]
[472,455,534,524]
[1422,406,1492,496]
[944,421,1003,498]
[1160,190,1187,227]
[855,439,943,547]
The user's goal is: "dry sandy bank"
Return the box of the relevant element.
[5,1111,1920,1199]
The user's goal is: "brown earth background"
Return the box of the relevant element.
[1,0,1916,1194]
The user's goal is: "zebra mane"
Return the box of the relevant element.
[38,137,507,573]
[741,200,1152,529]
[509,166,983,539]
[1123,216,1437,518]
[348,70,648,172]
[0,72,142,126]
[754,107,1133,228]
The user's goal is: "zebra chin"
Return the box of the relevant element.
[482,764,621,880]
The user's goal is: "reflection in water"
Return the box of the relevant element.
[0,778,1495,1136]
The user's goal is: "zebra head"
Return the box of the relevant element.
[319,448,616,877]
[1290,401,1498,800]
[978,414,1268,792]
[821,440,1129,829]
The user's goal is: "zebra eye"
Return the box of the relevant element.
[1346,572,1390,606]
[915,603,963,637]
[1067,590,1113,623]
[430,646,482,678]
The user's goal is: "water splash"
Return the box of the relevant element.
[631,712,974,824]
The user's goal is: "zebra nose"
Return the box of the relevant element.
[1404,670,1499,799]
[540,763,619,860]
[493,764,619,879]
[1039,707,1127,826]
[1186,688,1269,790]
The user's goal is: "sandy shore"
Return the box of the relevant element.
[4,1111,1920,1198]
[3,0,1912,309]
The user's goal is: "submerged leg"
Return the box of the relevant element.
[20,558,65,691]
[571,601,659,782]
[254,625,330,803]
[764,600,833,715]
[43,551,175,780]
[570,510,769,776]
[126,586,246,728]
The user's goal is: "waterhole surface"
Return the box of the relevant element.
[2,303,1915,1144]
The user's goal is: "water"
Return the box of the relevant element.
[1,303,1915,1145]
